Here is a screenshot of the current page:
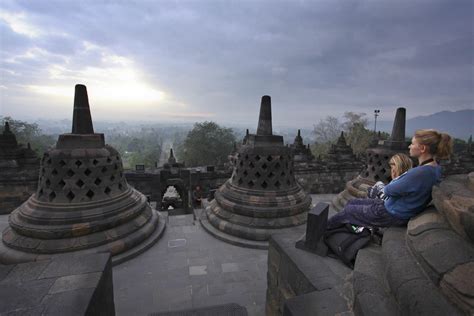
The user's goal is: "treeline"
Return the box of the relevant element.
[174,121,236,167]
[3,115,468,170]
[0,116,56,155]
[106,127,163,169]
[311,112,470,159]
[0,117,165,169]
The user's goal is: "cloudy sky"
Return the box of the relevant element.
[0,0,472,128]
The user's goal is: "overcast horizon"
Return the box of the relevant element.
[1,0,472,127]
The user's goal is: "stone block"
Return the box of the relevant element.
[49,272,102,294]
[353,247,399,316]
[39,252,110,279]
[295,202,328,256]
[383,228,424,292]
[432,173,474,242]
[440,262,474,313]
[0,253,115,316]
[0,263,14,281]
[397,279,461,316]
[407,207,450,236]
[354,293,398,316]
[41,288,95,315]
[282,289,351,316]
[0,278,55,314]
[409,228,474,280]
[2,260,50,282]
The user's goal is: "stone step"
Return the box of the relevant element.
[353,245,399,316]
[381,227,462,315]
[112,211,166,266]
[150,303,248,316]
[199,214,268,249]
[283,288,352,316]
[406,208,474,313]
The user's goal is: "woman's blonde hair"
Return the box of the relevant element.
[390,153,413,178]
[414,129,453,160]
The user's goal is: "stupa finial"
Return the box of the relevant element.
[72,84,94,134]
[256,95,272,136]
[390,107,406,142]
[4,121,11,134]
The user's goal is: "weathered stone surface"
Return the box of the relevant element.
[397,278,461,316]
[0,84,163,265]
[432,172,474,242]
[283,289,351,316]
[440,262,474,312]
[2,259,51,282]
[151,303,248,316]
[295,203,328,255]
[382,227,463,315]
[407,206,450,236]
[406,197,474,315]
[0,253,115,316]
[266,232,352,316]
[408,222,474,282]
[39,253,110,279]
[49,272,102,294]
[353,246,399,316]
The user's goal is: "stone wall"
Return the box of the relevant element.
[0,253,115,315]
[266,232,352,316]
[125,168,231,203]
[308,166,362,194]
[0,176,37,214]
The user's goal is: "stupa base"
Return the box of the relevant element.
[0,210,166,266]
[199,210,306,250]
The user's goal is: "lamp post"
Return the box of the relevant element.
[374,109,380,134]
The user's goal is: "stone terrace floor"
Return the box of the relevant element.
[0,194,337,316]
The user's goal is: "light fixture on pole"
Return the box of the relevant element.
[374,109,380,134]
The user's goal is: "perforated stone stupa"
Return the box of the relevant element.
[0,122,39,214]
[332,107,411,211]
[0,84,165,265]
[290,130,317,192]
[200,96,311,249]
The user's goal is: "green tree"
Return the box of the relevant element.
[313,116,342,143]
[107,127,163,169]
[175,121,236,167]
[312,111,377,157]
[0,116,56,155]
[342,112,372,155]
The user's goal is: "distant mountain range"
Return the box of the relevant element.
[376,109,473,140]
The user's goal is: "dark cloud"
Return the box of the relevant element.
[0,0,472,126]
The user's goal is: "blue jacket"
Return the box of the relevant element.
[383,165,442,220]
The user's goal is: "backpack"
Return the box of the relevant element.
[323,224,371,269]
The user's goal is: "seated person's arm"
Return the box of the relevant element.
[383,169,421,197]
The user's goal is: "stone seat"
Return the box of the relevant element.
[352,212,469,315]
[353,172,474,315]
[406,207,474,313]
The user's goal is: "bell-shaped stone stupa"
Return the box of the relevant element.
[0,84,165,265]
[201,96,311,249]
[0,122,39,214]
[332,107,411,211]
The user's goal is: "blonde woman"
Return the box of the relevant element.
[368,153,413,199]
[328,129,453,229]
